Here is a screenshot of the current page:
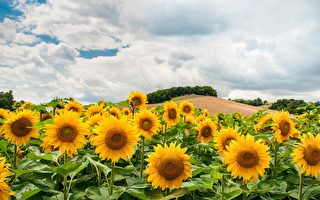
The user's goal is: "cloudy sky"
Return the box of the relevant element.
[0,0,319,104]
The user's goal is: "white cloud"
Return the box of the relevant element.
[0,0,319,104]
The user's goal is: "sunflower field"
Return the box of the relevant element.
[0,91,320,200]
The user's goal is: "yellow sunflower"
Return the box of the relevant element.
[254,114,273,133]
[92,117,139,163]
[128,91,147,109]
[197,119,217,143]
[203,108,210,117]
[214,128,241,156]
[272,111,296,143]
[41,110,89,156]
[196,114,207,124]
[134,109,160,140]
[64,100,83,113]
[0,109,10,134]
[292,133,320,177]
[145,143,192,190]
[185,115,195,129]
[18,101,33,110]
[85,104,106,119]
[179,101,195,115]
[224,135,271,183]
[3,110,39,146]
[108,107,121,119]
[163,101,180,127]
[0,157,14,199]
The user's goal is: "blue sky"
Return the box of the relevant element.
[0,0,319,103]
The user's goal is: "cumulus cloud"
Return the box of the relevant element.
[0,0,319,103]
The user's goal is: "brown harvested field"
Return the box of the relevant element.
[148,96,276,116]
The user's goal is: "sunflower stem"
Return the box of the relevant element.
[163,123,167,146]
[221,174,225,200]
[140,136,145,178]
[13,144,17,169]
[109,162,116,195]
[272,143,279,178]
[298,174,304,200]
[63,152,68,200]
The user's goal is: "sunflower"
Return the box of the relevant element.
[0,109,10,134]
[254,114,273,133]
[272,111,296,143]
[292,133,320,177]
[134,109,160,140]
[185,115,195,129]
[109,107,121,119]
[214,128,241,156]
[203,108,210,117]
[0,157,14,199]
[85,104,106,119]
[92,117,138,163]
[224,135,271,183]
[41,110,89,156]
[179,101,195,115]
[197,119,216,143]
[3,110,39,146]
[128,91,147,109]
[145,143,192,190]
[122,107,132,116]
[196,114,207,124]
[18,101,33,110]
[64,100,83,113]
[163,101,180,127]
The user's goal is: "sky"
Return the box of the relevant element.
[0,0,319,104]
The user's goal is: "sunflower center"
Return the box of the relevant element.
[91,111,100,116]
[237,149,258,168]
[124,110,130,115]
[201,125,212,137]
[132,97,142,106]
[157,157,184,180]
[168,109,177,119]
[223,137,234,150]
[110,112,118,117]
[69,106,79,112]
[105,128,127,150]
[58,125,77,142]
[304,145,320,166]
[183,106,191,113]
[279,121,290,136]
[140,119,153,131]
[11,117,32,137]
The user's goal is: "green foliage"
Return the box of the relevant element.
[233,98,264,106]
[147,86,217,103]
[270,99,307,114]
[0,90,15,110]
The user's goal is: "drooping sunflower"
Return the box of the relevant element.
[292,133,320,177]
[163,101,180,127]
[0,109,10,134]
[92,117,139,163]
[203,108,210,117]
[0,157,14,199]
[128,91,147,109]
[197,119,217,143]
[224,135,271,183]
[108,107,121,119]
[272,111,296,143]
[3,110,39,146]
[85,104,106,119]
[145,143,192,190]
[41,110,89,156]
[18,101,33,110]
[64,100,83,114]
[134,109,160,140]
[254,114,273,133]
[214,128,241,156]
[179,101,195,116]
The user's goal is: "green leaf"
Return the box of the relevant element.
[303,185,320,199]
[125,188,149,200]
[21,188,42,200]
[182,177,213,191]
[85,156,111,177]
[52,162,81,177]
[85,186,109,200]
[32,118,54,129]
[27,152,53,161]
[69,192,87,200]
[211,171,223,184]
[0,118,5,124]
[159,189,186,200]
[0,140,9,152]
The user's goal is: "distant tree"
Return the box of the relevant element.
[0,90,15,110]
[147,86,217,103]
[233,98,264,106]
[269,99,307,114]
